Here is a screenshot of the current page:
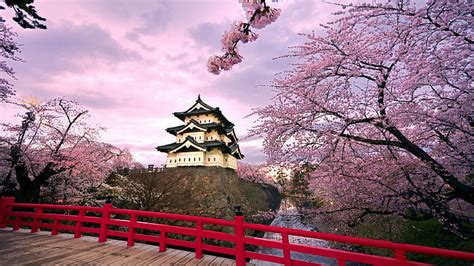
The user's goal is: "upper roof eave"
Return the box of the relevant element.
[166,122,231,136]
[172,96,235,127]
[169,136,207,153]
[183,95,215,113]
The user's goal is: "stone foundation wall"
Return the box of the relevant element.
[138,166,280,220]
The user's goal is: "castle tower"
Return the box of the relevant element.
[156,95,244,169]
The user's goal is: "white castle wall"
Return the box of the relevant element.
[184,114,220,124]
[165,149,238,170]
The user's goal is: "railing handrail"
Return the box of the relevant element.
[1,197,473,266]
[243,221,474,260]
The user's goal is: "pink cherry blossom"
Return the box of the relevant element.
[207,0,280,75]
[0,98,137,203]
[0,21,20,101]
[251,7,281,29]
[251,0,473,233]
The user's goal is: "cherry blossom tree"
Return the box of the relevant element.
[252,0,473,231]
[0,1,46,101]
[0,98,132,203]
[0,20,20,101]
[237,162,275,185]
[207,0,281,75]
[43,147,137,204]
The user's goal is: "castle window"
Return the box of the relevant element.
[194,158,196,161]
[214,158,216,162]
[198,158,201,161]
[179,158,181,162]
[189,158,191,162]
[170,160,172,163]
[208,158,210,162]
[174,159,176,163]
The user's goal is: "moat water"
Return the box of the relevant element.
[250,197,337,266]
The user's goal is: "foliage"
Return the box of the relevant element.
[355,216,474,266]
[252,0,473,233]
[207,0,280,74]
[237,162,276,185]
[0,0,45,101]
[99,171,184,212]
[1,0,47,29]
[0,98,134,203]
[289,163,313,197]
[274,167,289,190]
[0,21,20,101]
[39,149,137,205]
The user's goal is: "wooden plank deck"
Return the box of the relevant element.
[0,229,238,265]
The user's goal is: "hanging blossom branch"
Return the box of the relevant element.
[207,0,281,75]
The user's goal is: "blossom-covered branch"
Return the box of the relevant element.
[207,0,281,75]
[0,98,135,203]
[251,0,473,233]
[0,21,20,101]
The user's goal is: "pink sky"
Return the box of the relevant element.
[0,0,349,166]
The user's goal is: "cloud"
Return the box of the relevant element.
[12,21,141,80]
[1,0,354,166]
[122,1,174,47]
[200,26,298,106]
[166,52,189,62]
[192,0,343,108]
[133,3,172,36]
[239,144,266,164]
[188,22,226,52]
[81,0,163,21]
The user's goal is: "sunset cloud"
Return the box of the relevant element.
[1,0,352,166]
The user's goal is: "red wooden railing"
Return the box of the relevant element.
[0,196,473,266]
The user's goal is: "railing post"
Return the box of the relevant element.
[394,249,409,266]
[51,219,60,235]
[127,214,136,247]
[195,221,203,259]
[31,208,43,233]
[159,227,167,252]
[13,216,21,231]
[234,206,245,266]
[282,233,292,266]
[99,202,112,243]
[74,209,85,238]
[337,258,347,266]
[0,197,15,228]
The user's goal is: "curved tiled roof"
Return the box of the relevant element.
[156,136,244,158]
[166,120,233,136]
[172,96,234,127]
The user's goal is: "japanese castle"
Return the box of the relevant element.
[156,95,244,169]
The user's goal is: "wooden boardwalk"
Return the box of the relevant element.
[0,229,238,265]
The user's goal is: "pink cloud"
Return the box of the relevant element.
[1,0,356,165]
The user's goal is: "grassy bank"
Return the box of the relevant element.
[355,217,474,265]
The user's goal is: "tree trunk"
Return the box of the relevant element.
[14,163,42,203]
[16,181,42,203]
